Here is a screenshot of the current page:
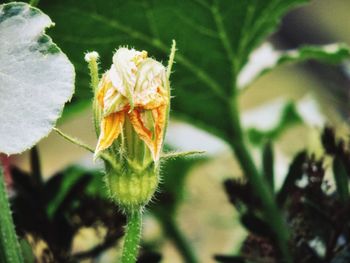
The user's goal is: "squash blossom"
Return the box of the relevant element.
[93,47,170,211]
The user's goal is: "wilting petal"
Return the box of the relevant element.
[103,87,128,116]
[128,105,167,161]
[97,72,111,108]
[95,111,125,157]
[128,109,155,160]
[134,58,168,108]
[111,48,148,109]
[97,71,128,116]
[152,105,167,161]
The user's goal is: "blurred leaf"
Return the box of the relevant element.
[262,141,274,191]
[46,166,104,218]
[0,166,24,263]
[137,251,162,263]
[240,212,272,238]
[10,167,36,198]
[19,239,35,263]
[214,255,246,263]
[0,2,75,155]
[321,127,338,155]
[39,0,309,140]
[333,157,350,202]
[277,151,307,206]
[11,163,125,261]
[247,102,303,145]
[223,178,261,211]
[239,43,350,89]
[53,175,92,218]
[332,247,350,263]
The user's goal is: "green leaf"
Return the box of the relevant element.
[277,151,307,206]
[0,166,24,263]
[0,2,75,155]
[238,43,350,89]
[39,0,309,140]
[18,239,34,263]
[333,157,350,202]
[247,102,303,145]
[46,166,105,218]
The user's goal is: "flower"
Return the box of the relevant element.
[95,47,169,162]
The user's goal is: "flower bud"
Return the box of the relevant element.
[93,47,169,212]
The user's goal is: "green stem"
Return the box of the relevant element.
[53,127,94,153]
[161,150,205,160]
[0,166,24,263]
[157,213,198,263]
[166,40,176,79]
[121,209,142,263]
[30,147,43,187]
[84,51,101,135]
[228,98,291,263]
[53,128,119,170]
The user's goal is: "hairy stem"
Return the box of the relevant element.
[121,209,142,263]
[0,166,24,263]
[53,128,119,170]
[166,40,177,79]
[228,98,291,263]
[53,127,94,153]
[84,51,101,135]
[161,150,205,160]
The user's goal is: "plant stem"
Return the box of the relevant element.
[166,40,176,79]
[84,51,101,135]
[161,150,205,160]
[53,128,119,169]
[53,127,94,153]
[30,147,43,187]
[228,98,291,263]
[157,213,198,263]
[121,209,142,263]
[0,166,24,263]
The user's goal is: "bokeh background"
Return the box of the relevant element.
[6,0,350,262]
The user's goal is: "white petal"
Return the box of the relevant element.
[134,58,166,105]
[111,48,140,96]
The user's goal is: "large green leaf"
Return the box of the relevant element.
[238,43,350,89]
[39,0,310,140]
[0,2,75,155]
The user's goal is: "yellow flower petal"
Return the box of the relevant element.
[95,111,125,157]
[128,104,167,161]
[152,104,167,161]
[97,72,110,108]
[97,71,128,116]
[128,109,154,159]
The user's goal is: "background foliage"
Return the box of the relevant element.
[1,0,350,262]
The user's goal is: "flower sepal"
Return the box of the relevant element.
[105,160,159,212]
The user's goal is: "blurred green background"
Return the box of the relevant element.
[6,0,350,262]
